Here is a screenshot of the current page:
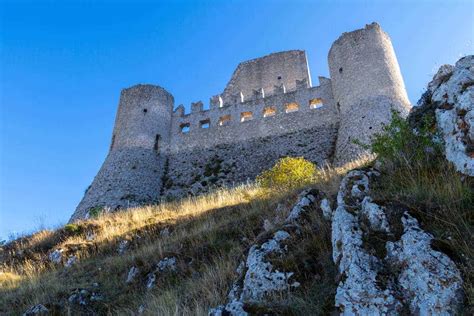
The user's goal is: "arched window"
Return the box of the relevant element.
[285,102,299,113]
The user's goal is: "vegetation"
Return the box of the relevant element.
[2,110,470,314]
[256,157,317,194]
[369,111,473,309]
[0,156,371,315]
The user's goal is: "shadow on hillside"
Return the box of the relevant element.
[1,188,310,314]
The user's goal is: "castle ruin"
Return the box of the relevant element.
[70,22,411,221]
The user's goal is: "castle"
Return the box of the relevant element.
[70,22,411,221]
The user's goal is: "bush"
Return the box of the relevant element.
[64,223,82,235]
[88,206,104,219]
[256,157,317,193]
[368,110,441,170]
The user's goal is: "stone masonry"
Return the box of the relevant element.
[70,22,411,222]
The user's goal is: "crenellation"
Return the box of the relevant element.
[71,22,411,222]
[191,101,204,113]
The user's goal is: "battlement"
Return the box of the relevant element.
[172,76,320,118]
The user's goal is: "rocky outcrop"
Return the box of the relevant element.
[210,189,330,316]
[331,169,463,314]
[409,55,473,176]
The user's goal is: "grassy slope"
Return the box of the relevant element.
[0,157,359,315]
[1,155,471,314]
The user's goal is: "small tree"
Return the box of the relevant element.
[257,157,317,193]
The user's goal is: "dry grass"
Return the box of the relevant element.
[372,159,473,311]
[0,158,372,315]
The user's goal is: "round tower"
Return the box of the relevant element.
[328,22,411,165]
[70,84,174,221]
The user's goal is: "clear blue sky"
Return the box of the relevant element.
[1,0,472,240]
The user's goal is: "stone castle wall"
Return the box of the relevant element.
[70,22,411,221]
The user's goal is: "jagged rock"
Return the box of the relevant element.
[210,189,327,315]
[68,288,103,306]
[68,289,90,305]
[126,266,139,283]
[48,249,63,264]
[85,231,95,241]
[146,272,156,289]
[332,169,464,314]
[23,304,48,315]
[242,230,293,301]
[157,256,177,272]
[65,255,77,267]
[409,55,473,176]
[320,198,332,220]
[332,170,402,314]
[386,212,463,315]
[262,219,273,232]
[160,227,170,238]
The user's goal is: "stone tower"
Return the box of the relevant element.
[328,22,411,165]
[71,84,174,221]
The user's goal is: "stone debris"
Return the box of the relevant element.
[160,227,170,238]
[332,169,464,314]
[48,249,63,264]
[68,288,103,306]
[145,257,177,289]
[126,266,139,283]
[210,189,326,315]
[320,198,332,220]
[65,255,77,268]
[146,272,156,289]
[85,231,95,241]
[22,304,48,316]
[386,212,463,315]
[117,240,129,255]
[157,256,177,272]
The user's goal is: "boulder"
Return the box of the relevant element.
[409,55,473,176]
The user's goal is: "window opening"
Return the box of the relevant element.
[240,111,253,122]
[285,103,299,113]
[218,115,231,126]
[309,98,324,109]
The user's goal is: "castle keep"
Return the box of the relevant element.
[71,23,411,221]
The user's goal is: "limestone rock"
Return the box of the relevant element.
[332,169,464,314]
[23,304,48,316]
[48,249,63,264]
[386,212,463,315]
[210,189,327,315]
[126,266,139,283]
[409,55,473,176]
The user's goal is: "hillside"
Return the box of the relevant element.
[1,56,472,315]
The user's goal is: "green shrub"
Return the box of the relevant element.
[88,206,104,219]
[368,110,441,170]
[64,224,82,235]
[257,157,317,193]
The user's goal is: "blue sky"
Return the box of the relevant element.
[0,0,472,240]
